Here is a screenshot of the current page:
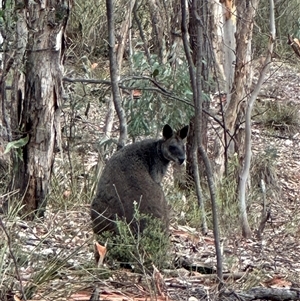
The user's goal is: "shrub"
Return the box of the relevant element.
[96,202,171,272]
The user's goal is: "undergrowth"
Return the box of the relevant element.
[215,149,279,237]
[0,196,95,300]
[168,188,204,230]
[96,202,171,273]
[250,147,279,202]
[255,100,300,136]
[217,155,240,235]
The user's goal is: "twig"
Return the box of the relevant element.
[62,77,111,85]
[0,217,27,300]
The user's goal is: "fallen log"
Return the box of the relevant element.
[226,287,300,301]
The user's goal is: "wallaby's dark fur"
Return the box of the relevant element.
[91,124,189,234]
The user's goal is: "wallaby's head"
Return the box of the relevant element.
[160,124,189,165]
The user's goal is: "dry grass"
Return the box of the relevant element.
[255,100,300,136]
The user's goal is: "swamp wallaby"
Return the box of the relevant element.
[91,124,189,234]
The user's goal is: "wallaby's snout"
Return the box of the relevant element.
[178,157,185,165]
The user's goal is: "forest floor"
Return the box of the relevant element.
[2,60,300,301]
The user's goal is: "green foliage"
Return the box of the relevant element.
[241,268,269,291]
[251,147,278,189]
[4,135,29,160]
[24,244,91,299]
[50,154,99,210]
[217,148,279,235]
[97,202,170,272]
[123,52,194,138]
[0,203,28,299]
[0,223,13,300]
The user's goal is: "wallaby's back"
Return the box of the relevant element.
[91,124,188,234]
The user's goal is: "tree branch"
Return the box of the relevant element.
[62,77,235,140]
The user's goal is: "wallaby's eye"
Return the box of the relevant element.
[169,145,177,152]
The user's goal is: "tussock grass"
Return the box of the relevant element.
[0,152,97,300]
[0,202,23,301]
[216,155,240,235]
[0,195,95,300]
[251,147,279,198]
[255,101,300,135]
[168,188,203,229]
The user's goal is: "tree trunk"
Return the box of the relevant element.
[210,1,259,178]
[181,0,223,288]
[11,0,71,217]
[0,1,14,168]
[208,0,226,89]
[106,0,127,149]
[238,0,275,239]
[185,0,211,181]
[225,1,259,141]
[221,0,236,101]
[148,0,166,63]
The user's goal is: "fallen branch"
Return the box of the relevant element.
[229,287,300,301]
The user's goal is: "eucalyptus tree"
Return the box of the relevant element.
[3,0,71,217]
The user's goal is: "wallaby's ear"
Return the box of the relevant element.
[163,124,174,140]
[178,125,189,139]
